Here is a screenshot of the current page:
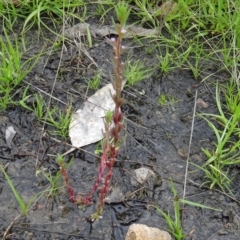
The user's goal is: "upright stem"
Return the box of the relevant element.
[58,2,130,220]
[93,24,125,218]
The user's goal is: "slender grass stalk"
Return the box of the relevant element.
[0,164,28,215]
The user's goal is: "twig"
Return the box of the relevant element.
[2,214,21,240]
[183,90,198,199]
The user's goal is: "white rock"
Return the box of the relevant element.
[105,187,124,203]
[125,224,172,240]
[131,167,156,186]
[5,125,16,148]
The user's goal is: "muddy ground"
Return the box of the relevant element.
[1,16,240,240]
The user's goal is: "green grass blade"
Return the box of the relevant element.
[180,199,222,212]
[0,164,27,214]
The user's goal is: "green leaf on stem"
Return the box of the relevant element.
[115,1,130,27]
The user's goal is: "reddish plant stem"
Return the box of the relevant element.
[58,160,76,203]
[58,23,125,219]
[76,149,108,205]
[75,118,112,205]
[95,23,125,216]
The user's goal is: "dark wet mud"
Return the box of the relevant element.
[1,18,240,240]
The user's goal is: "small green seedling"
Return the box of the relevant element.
[198,83,240,192]
[105,109,113,122]
[36,168,62,199]
[53,39,62,50]
[158,94,178,106]
[94,140,103,155]
[33,94,45,119]
[20,87,71,138]
[19,87,45,119]
[124,59,153,86]
[19,85,33,112]
[184,39,205,79]
[94,138,117,155]
[152,178,222,240]
[157,47,174,74]
[86,69,102,90]
[153,179,185,240]
[46,104,72,138]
